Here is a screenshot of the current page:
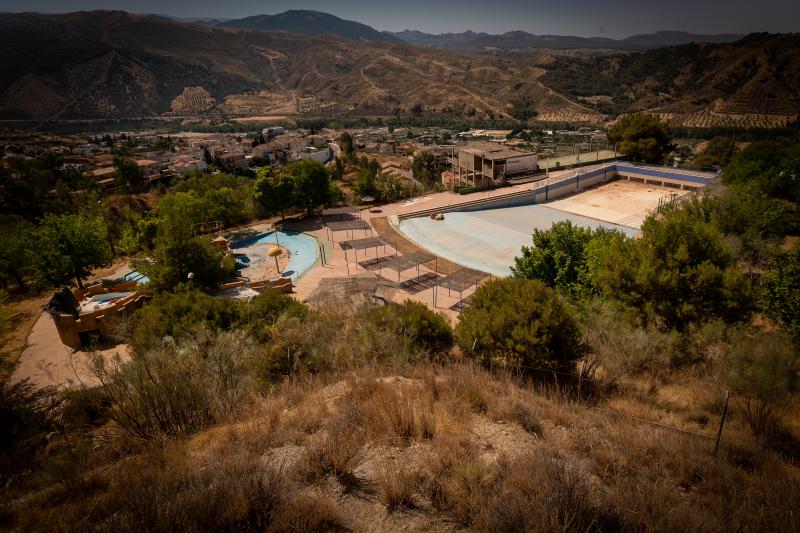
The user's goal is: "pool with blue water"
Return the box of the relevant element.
[231,230,318,281]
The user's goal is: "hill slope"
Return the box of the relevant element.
[219,10,402,43]
[0,12,796,127]
[0,11,597,122]
[538,33,800,127]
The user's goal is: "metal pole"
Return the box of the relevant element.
[713,391,730,456]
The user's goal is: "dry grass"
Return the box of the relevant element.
[0,293,48,373]
[3,361,798,531]
[377,460,420,511]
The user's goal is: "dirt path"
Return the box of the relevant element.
[9,311,128,390]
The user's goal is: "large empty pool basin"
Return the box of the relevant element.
[398,204,637,277]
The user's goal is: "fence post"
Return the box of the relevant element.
[713,390,730,456]
[577,360,586,402]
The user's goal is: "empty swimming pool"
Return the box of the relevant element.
[398,204,638,277]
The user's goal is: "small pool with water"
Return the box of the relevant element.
[231,230,318,281]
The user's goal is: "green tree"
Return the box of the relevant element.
[760,242,800,335]
[331,156,346,180]
[254,169,295,221]
[722,138,800,203]
[512,221,620,299]
[284,159,332,214]
[595,207,752,330]
[508,96,538,121]
[455,278,584,372]
[339,132,355,163]
[202,187,246,227]
[411,151,442,184]
[608,113,672,163]
[718,328,800,437]
[691,136,737,169]
[138,193,235,293]
[0,215,34,291]
[370,301,453,357]
[31,214,111,289]
[353,165,379,199]
[113,156,145,193]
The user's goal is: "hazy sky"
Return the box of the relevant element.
[0,0,797,38]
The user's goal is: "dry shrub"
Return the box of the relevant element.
[91,328,254,440]
[346,380,436,444]
[296,426,364,483]
[475,453,618,532]
[378,460,419,511]
[417,432,485,523]
[99,447,284,531]
[429,364,545,435]
[581,301,680,392]
[267,492,347,532]
[253,305,429,385]
[497,399,544,435]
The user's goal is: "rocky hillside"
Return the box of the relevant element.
[0,11,796,127]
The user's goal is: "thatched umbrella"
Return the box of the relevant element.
[268,246,283,274]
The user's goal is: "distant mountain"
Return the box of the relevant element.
[388,29,745,53]
[219,10,403,43]
[0,11,795,129]
[620,30,744,48]
[388,30,616,52]
[156,15,230,26]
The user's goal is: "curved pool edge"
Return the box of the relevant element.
[230,230,320,282]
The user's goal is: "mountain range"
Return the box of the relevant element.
[0,10,797,128]
[176,10,743,52]
[387,29,744,53]
[217,10,403,44]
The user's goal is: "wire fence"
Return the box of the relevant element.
[478,359,730,450]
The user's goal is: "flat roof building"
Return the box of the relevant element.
[454,142,537,188]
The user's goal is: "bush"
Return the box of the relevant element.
[718,328,800,437]
[513,221,621,299]
[0,379,54,481]
[240,290,308,342]
[455,278,584,372]
[140,235,235,293]
[250,305,435,385]
[596,205,753,330]
[91,328,253,440]
[369,301,453,357]
[129,288,242,355]
[760,242,800,335]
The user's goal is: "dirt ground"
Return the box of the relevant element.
[0,294,50,374]
[2,258,133,387]
[9,311,128,389]
[546,180,688,228]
